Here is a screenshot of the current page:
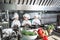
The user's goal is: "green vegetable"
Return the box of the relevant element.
[21,30,37,36]
[47,24,54,30]
[45,30,48,36]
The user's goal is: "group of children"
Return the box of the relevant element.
[11,13,41,28]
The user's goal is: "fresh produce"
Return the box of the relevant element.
[21,30,37,36]
[42,36,48,40]
[47,24,54,30]
[47,24,54,35]
[37,28,48,40]
[37,28,45,38]
[44,30,48,36]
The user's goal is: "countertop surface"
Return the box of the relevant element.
[21,35,60,40]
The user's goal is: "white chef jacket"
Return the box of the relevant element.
[32,19,41,25]
[11,20,21,28]
[22,20,31,26]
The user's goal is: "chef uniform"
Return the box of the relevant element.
[22,14,31,29]
[11,13,22,40]
[32,15,41,25]
[11,13,21,28]
[22,14,31,26]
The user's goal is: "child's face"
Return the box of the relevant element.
[24,17,28,20]
[15,17,19,20]
[34,16,38,19]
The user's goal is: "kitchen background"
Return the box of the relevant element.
[0,10,58,28]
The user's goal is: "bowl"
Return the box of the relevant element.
[22,35,37,40]
[22,29,38,40]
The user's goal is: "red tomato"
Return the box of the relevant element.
[38,30,42,34]
[43,36,48,40]
[37,28,45,38]
[40,33,45,38]
[38,28,43,33]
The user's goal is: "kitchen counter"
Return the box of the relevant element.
[21,35,60,40]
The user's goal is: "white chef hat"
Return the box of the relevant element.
[23,14,30,19]
[13,13,19,19]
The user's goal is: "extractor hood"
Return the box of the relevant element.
[0,0,60,11]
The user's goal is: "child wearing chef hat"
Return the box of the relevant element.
[22,14,31,26]
[32,14,41,25]
[11,13,21,28]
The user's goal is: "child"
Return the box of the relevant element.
[11,13,21,28]
[22,14,31,29]
[22,14,31,26]
[32,14,41,25]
